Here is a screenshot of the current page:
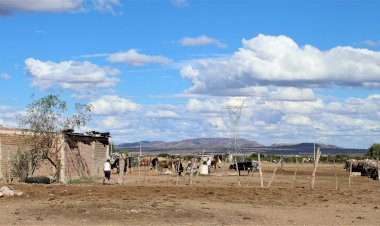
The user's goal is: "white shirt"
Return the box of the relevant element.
[207,159,211,166]
[104,161,111,171]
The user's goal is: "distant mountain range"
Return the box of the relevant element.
[117,138,262,152]
[116,138,366,156]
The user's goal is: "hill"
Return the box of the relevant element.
[116,138,263,153]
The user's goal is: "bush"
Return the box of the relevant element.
[11,149,31,181]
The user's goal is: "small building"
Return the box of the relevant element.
[0,126,111,183]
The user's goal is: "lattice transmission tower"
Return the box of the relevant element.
[223,101,246,158]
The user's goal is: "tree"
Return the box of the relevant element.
[367,143,380,159]
[19,94,92,179]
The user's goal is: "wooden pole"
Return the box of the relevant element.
[155,159,159,184]
[377,158,379,184]
[258,153,263,188]
[188,158,193,185]
[137,156,140,184]
[235,157,241,187]
[118,155,125,185]
[194,150,205,185]
[291,156,299,189]
[310,147,321,189]
[267,165,278,188]
[334,159,338,190]
[176,158,180,185]
[348,159,352,189]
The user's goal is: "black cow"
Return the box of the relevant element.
[111,158,131,174]
[230,162,258,176]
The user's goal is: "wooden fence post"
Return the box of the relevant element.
[235,160,241,187]
[118,154,125,185]
[334,159,338,190]
[348,159,352,189]
[291,156,299,189]
[188,158,193,185]
[267,165,278,188]
[194,150,205,185]
[137,156,141,184]
[258,153,263,188]
[310,147,321,189]
[176,158,181,185]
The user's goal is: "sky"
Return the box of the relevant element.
[1,0,380,148]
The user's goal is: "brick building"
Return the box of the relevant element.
[0,126,111,183]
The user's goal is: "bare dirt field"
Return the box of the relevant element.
[1,163,380,225]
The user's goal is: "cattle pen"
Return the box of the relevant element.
[1,158,380,225]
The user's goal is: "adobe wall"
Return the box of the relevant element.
[0,128,33,180]
[1,128,110,183]
[61,135,109,183]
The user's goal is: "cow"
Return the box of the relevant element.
[229,161,258,176]
[151,157,175,174]
[111,157,132,174]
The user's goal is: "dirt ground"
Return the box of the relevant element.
[1,162,380,225]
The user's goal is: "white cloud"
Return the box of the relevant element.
[90,95,140,115]
[264,99,324,114]
[100,116,131,129]
[0,0,83,15]
[281,115,312,126]
[81,92,380,148]
[181,34,380,95]
[0,73,11,79]
[145,110,179,118]
[107,49,171,66]
[92,0,121,14]
[171,0,188,7]
[363,39,380,47]
[180,35,226,48]
[270,87,316,101]
[25,58,120,92]
[0,0,122,15]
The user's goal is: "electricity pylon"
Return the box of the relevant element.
[224,101,246,159]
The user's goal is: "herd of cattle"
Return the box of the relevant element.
[345,159,379,180]
[111,155,259,176]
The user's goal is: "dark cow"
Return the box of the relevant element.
[151,157,175,174]
[111,157,132,174]
[230,161,258,176]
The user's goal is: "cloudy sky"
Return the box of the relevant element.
[1,0,380,148]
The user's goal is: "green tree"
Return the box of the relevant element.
[367,143,380,159]
[19,94,92,179]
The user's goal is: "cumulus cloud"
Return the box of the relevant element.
[180,35,227,48]
[171,0,188,7]
[0,73,11,79]
[0,0,122,15]
[100,116,131,129]
[281,115,312,126]
[181,34,380,95]
[107,49,171,66]
[89,95,140,115]
[270,87,316,101]
[0,0,82,15]
[82,91,380,148]
[25,58,120,92]
[145,110,179,118]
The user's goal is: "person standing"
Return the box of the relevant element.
[207,158,211,175]
[103,159,111,185]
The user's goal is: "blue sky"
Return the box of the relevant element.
[1,0,380,148]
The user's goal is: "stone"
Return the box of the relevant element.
[2,189,15,196]
[0,186,10,192]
